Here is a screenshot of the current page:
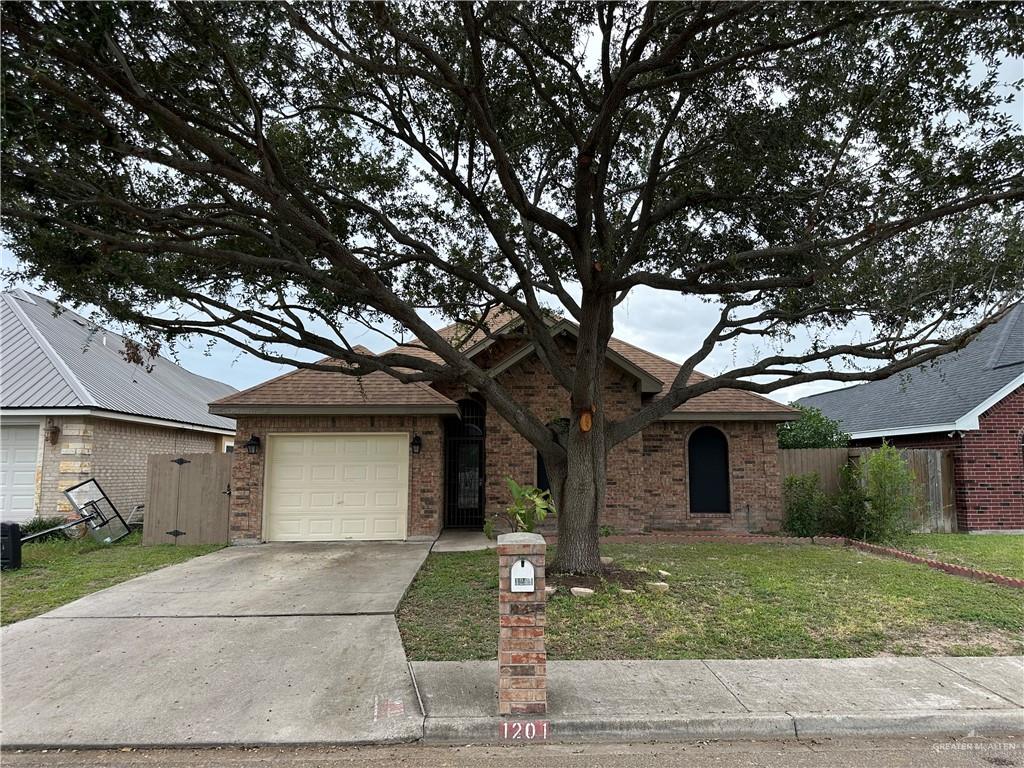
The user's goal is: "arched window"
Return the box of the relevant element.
[688,426,730,514]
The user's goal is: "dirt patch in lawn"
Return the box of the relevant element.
[888,622,1024,657]
[550,565,646,592]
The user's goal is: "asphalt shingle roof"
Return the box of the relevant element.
[215,311,794,419]
[797,304,1024,436]
[1,290,237,431]
[210,346,457,412]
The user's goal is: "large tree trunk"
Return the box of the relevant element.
[548,411,606,574]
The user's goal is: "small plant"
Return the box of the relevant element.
[483,477,556,540]
[859,443,916,545]
[17,516,72,543]
[782,472,827,537]
[599,524,618,537]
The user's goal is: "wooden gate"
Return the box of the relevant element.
[143,452,232,545]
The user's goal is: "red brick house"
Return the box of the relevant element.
[210,315,797,543]
[799,304,1024,531]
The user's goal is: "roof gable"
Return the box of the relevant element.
[797,304,1024,437]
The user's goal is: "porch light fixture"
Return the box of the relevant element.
[410,434,423,455]
[242,435,261,455]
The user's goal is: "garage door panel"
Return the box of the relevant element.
[266,433,408,542]
[1,424,39,523]
[310,464,337,481]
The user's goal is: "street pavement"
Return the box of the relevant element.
[3,736,1023,767]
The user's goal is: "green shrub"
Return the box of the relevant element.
[483,477,556,540]
[825,462,869,538]
[782,472,828,537]
[18,516,71,543]
[859,443,916,545]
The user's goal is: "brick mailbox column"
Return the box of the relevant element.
[497,532,547,716]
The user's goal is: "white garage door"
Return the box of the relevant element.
[1,424,40,522]
[265,433,409,541]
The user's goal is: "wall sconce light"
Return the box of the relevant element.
[410,434,422,455]
[46,422,61,446]
[242,435,261,455]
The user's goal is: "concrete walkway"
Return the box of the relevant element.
[1,542,431,748]
[412,657,1024,743]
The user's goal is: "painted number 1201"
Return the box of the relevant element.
[499,720,550,741]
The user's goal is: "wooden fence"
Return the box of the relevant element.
[779,447,957,533]
[143,452,232,545]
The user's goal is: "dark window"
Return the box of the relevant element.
[536,452,550,493]
[688,426,730,514]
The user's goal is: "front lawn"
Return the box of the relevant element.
[903,534,1024,580]
[1,532,222,625]
[397,542,1024,661]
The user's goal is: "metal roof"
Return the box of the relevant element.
[797,304,1024,437]
[1,290,237,432]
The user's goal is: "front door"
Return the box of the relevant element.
[444,399,485,528]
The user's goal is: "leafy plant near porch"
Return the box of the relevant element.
[484,477,556,539]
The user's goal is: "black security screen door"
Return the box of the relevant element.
[688,426,730,514]
[444,399,486,528]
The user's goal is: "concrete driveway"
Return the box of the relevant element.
[0,542,431,748]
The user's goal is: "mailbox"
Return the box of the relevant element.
[510,558,536,593]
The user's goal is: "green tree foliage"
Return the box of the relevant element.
[2,3,1022,571]
[778,405,850,449]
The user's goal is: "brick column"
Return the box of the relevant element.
[497,532,547,716]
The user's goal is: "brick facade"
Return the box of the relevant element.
[35,415,221,519]
[852,386,1023,531]
[227,414,444,543]
[225,340,787,541]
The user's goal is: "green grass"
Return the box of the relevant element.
[903,534,1024,580]
[397,542,1024,661]
[1,532,222,625]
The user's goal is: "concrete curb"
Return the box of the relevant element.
[792,709,1024,738]
[422,713,796,744]
[421,709,1023,745]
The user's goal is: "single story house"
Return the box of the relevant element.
[798,304,1023,531]
[210,313,797,543]
[0,289,237,522]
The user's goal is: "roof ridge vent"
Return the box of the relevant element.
[9,288,36,305]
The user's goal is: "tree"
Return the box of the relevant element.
[2,2,1022,573]
[777,405,850,449]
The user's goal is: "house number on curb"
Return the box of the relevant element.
[510,558,535,593]
[499,720,550,741]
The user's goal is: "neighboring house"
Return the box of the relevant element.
[0,289,237,523]
[210,313,797,543]
[798,304,1024,531]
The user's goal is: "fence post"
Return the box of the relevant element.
[497,532,547,716]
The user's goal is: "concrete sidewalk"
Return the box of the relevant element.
[412,656,1024,743]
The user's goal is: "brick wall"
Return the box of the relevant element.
[853,386,1023,530]
[439,337,784,534]
[36,416,221,519]
[642,420,783,533]
[227,414,444,543]
[91,419,220,515]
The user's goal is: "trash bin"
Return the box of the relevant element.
[1,522,22,571]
